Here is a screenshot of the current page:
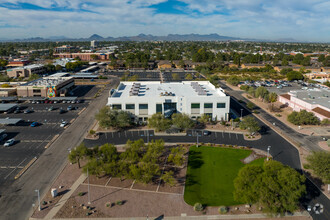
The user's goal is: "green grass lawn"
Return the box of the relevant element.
[184,146,264,206]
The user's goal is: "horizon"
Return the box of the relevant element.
[0,0,329,42]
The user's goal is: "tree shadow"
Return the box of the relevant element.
[187,151,203,169]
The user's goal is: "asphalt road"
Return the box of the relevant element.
[0,77,119,220]
[218,80,329,220]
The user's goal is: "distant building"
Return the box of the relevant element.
[7,60,30,67]
[53,58,74,67]
[91,40,97,48]
[54,52,112,61]
[17,75,74,98]
[6,64,47,78]
[54,45,75,53]
[278,89,330,121]
[241,64,267,69]
[108,81,230,122]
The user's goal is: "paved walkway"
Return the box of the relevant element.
[43,174,87,220]
[29,211,309,220]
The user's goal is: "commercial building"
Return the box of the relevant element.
[6,64,47,78]
[17,75,74,98]
[54,45,76,53]
[278,89,330,120]
[7,60,30,67]
[108,81,230,122]
[54,52,112,61]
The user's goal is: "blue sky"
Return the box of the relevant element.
[0,0,329,42]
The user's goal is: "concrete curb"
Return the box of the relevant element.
[45,134,59,149]
[14,157,37,179]
[78,107,86,115]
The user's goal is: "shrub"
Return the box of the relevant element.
[219,206,228,214]
[193,203,204,211]
[275,114,282,117]
[287,110,320,125]
[105,202,111,207]
[78,192,84,196]
[89,129,96,135]
[116,200,123,205]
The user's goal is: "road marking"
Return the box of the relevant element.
[222,131,224,138]
[236,133,238,139]
[125,131,127,137]
[105,133,108,139]
[229,133,231,139]
[215,132,217,138]
[4,158,27,179]
[112,132,114,138]
[118,132,120,138]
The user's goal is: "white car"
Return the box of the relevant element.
[60,121,68,127]
[4,139,15,147]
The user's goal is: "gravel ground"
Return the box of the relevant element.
[31,162,82,218]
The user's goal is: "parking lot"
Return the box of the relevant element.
[0,101,89,189]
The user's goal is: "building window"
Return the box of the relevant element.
[156,104,162,113]
[204,103,213,108]
[112,104,122,110]
[126,104,135,109]
[139,104,148,109]
[33,89,41,93]
[191,103,200,109]
[217,103,226,108]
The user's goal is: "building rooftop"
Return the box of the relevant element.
[23,76,73,87]
[111,81,226,99]
[289,89,330,109]
[0,104,17,112]
[8,64,44,70]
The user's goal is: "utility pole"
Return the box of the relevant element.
[35,189,41,211]
[87,168,91,204]
[267,146,271,161]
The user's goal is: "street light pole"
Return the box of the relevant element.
[267,146,271,161]
[87,168,91,204]
[196,130,199,147]
[35,189,41,211]
[240,109,243,120]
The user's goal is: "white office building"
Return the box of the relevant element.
[107,81,230,122]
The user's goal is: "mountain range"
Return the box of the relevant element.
[0,33,297,42]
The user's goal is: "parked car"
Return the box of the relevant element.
[4,139,15,147]
[60,121,68,128]
[24,109,32,114]
[0,133,8,142]
[59,109,66,114]
[14,109,21,114]
[67,105,72,111]
[48,106,54,111]
[203,130,211,136]
[30,122,39,127]
[71,100,75,104]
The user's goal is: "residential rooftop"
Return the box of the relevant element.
[111,81,226,99]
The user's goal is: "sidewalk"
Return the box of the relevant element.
[42,174,87,220]
[30,211,309,220]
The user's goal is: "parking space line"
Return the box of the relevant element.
[112,132,114,138]
[105,133,108,140]
[236,133,238,139]
[4,158,27,179]
[222,131,224,138]
[215,132,217,138]
[229,133,231,139]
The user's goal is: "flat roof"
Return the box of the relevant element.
[7,64,44,71]
[49,72,70,77]
[111,81,226,99]
[49,97,77,101]
[0,118,21,125]
[71,75,98,78]
[22,76,73,87]
[0,104,17,111]
[18,97,46,101]
[289,89,330,109]
[0,97,18,101]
